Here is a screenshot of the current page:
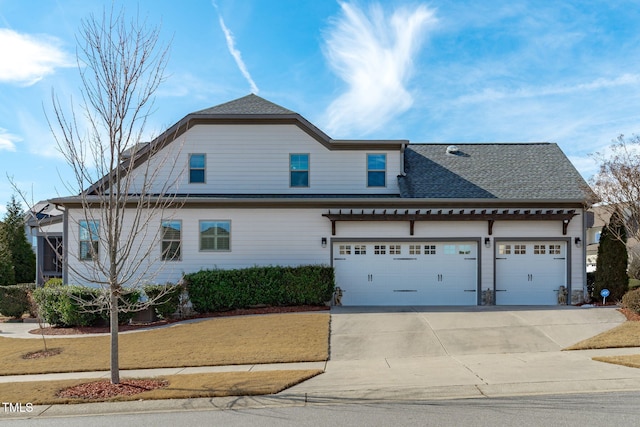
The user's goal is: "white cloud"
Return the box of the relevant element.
[212,2,259,94]
[0,28,73,86]
[455,74,640,105]
[0,128,20,151]
[322,2,436,137]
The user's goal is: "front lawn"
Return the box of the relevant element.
[0,313,330,376]
[1,370,322,405]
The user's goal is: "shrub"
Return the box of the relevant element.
[32,286,101,327]
[622,288,640,314]
[0,284,33,318]
[99,289,141,325]
[144,283,183,319]
[44,278,64,287]
[185,265,334,313]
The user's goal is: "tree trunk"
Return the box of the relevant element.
[110,290,120,384]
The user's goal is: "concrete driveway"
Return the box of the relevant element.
[329,306,625,359]
[287,305,640,400]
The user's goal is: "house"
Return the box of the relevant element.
[586,204,640,273]
[40,94,591,306]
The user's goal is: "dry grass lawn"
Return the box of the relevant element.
[0,313,329,376]
[564,321,640,351]
[1,370,322,405]
[592,354,640,369]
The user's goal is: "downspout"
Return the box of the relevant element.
[400,143,407,176]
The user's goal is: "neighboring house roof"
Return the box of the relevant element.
[400,143,589,201]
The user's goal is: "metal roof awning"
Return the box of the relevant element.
[322,209,578,236]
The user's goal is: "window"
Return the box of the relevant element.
[374,245,386,255]
[458,245,471,255]
[515,244,526,255]
[499,244,511,255]
[389,245,401,255]
[367,154,386,187]
[200,220,231,251]
[339,245,351,255]
[444,245,456,255]
[424,245,436,255]
[189,154,206,183]
[409,245,420,255]
[534,244,546,255]
[79,220,99,260]
[354,245,367,255]
[549,244,562,255]
[161,220,181,261]
[290,154,309,187]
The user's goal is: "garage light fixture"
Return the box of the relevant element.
[484,237,491,248]
[321,237,327,248]
[574,237,581,247]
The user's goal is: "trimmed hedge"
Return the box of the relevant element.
[0,284,33,318]
[32,286,101,327]
[32,286,141,327]
[144,283,183,319]
[184,265,335,313]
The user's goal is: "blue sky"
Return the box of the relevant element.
[2,0,640,215]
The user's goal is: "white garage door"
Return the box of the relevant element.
[333,242,478,306]
[495,241,567,305]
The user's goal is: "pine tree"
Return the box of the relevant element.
[1,196,35,284]
[595,209,628,302]
[0,221,15,286]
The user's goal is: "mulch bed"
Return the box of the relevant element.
[26,305,330,336]
[57,379,168,400]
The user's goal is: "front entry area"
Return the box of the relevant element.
[333,241,479,306]
[495,241,568,305]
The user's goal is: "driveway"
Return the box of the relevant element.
[286,305,640,400]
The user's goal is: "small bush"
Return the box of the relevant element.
[99,289,141,325]
[0,284,33,318]
[185,265,334,313]
[622,288,640,314]
[44,278,63,287]
[32,286,101,327]
[144,283,183,319]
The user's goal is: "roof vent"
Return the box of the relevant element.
[446,145,460,155]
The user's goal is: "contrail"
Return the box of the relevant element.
[212,1,259,94]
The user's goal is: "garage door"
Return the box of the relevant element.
[333,242,478,306]
[495,241,567,305]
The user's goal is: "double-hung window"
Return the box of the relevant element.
[79,220,99,261]
[189,154,206,183]
[161,220,182,261]
[290,154,309,187]
[200,220,231,251]
[367,154,386,187]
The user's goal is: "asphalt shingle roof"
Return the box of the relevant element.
[193,94,295,115]
[400,143,589,200]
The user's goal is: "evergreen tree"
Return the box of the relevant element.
[595,209,628,302]
[1,196,35,284]
[0,221,15,286]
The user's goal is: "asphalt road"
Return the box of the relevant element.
[2,392,639,426]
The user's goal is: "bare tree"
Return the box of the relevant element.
[590,135,640,247]
[49,7,181,384]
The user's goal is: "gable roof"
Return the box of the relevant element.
[193,94,295,115]
[400,143,589,201]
